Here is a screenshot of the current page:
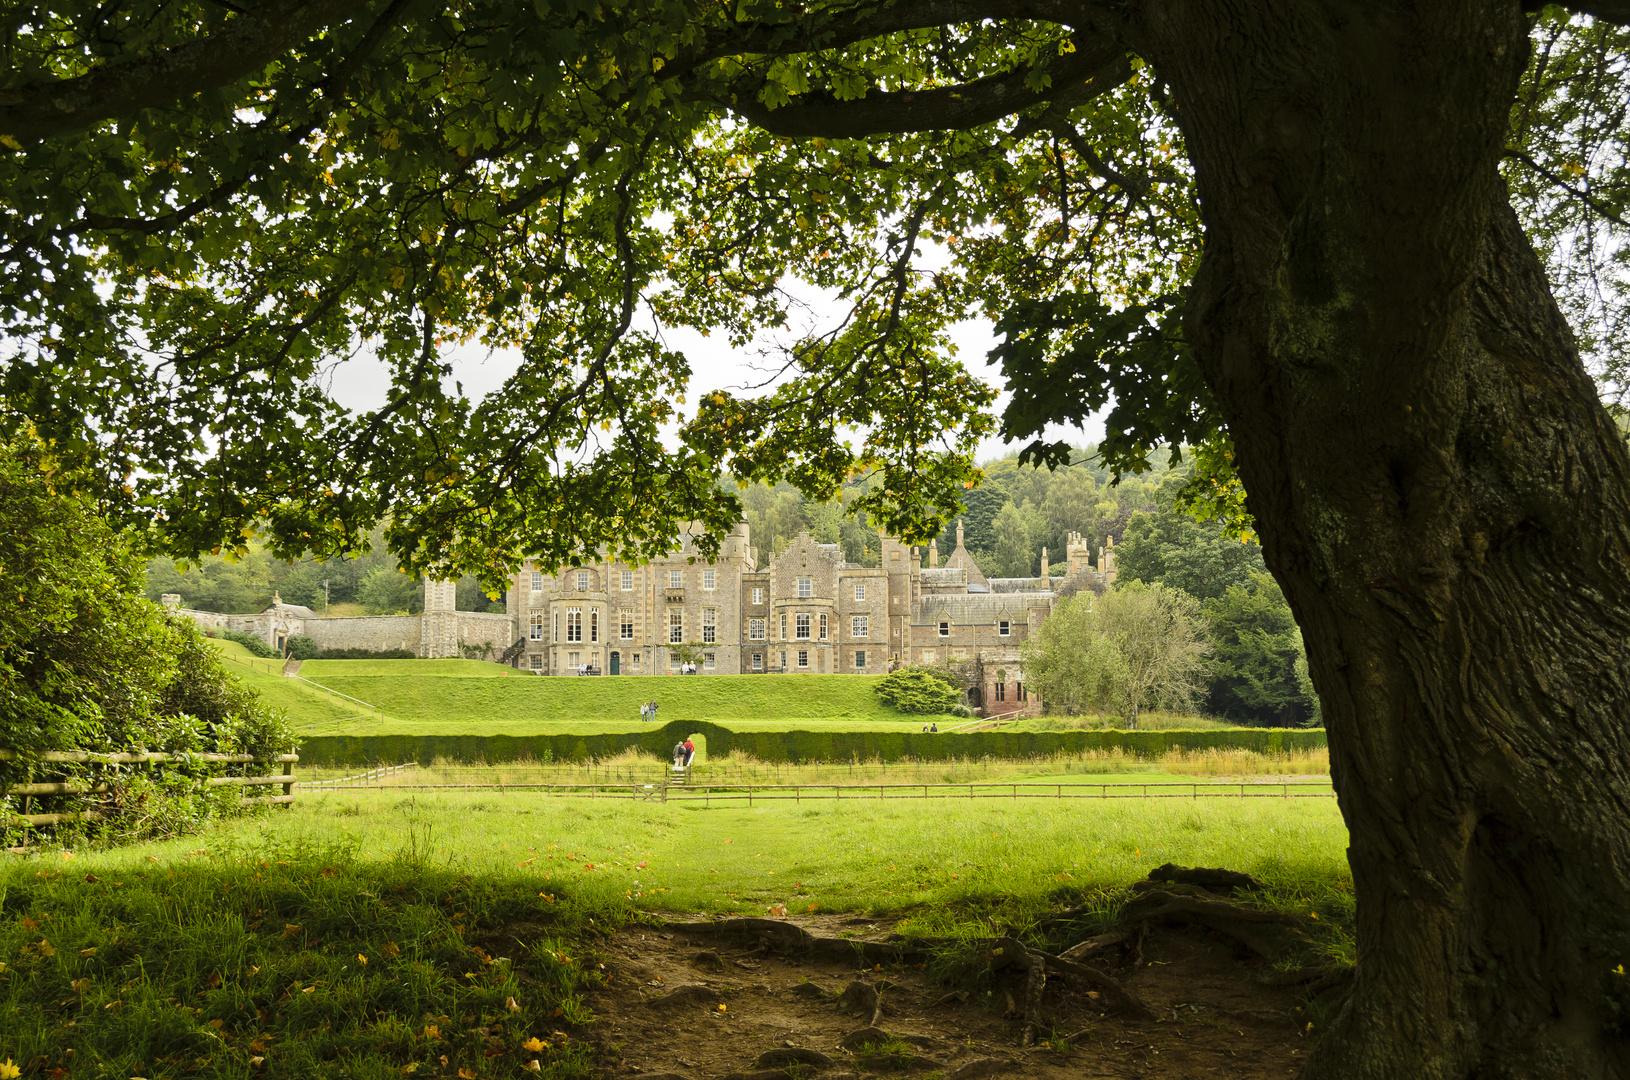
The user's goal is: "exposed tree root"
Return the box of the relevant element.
[664,918,926,962]
[1122,889,1314,960]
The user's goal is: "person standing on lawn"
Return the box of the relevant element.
[682,738,696,768]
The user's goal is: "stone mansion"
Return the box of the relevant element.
[170,521,1115,709]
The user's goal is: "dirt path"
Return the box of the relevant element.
[581,914,1320,1079]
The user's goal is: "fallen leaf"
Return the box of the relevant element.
[70,978,91,993]
[458,1070,477,1079]
[382,942,401,958]
[249,1057,265,1070]
[400,1064,418,1076]
[0,1059,19,1080]
[521,1037,547,1052]
[358,954,368,965]
[717,1004,727,1013]
[423,1025,440,1039]
[207,1019,225,1031]
[281,924,301,939]
[506,997,521,1012]
[79,947,97,958]
[522,1062,542,1073]
[83,873,99,883]
[147,856,159,863]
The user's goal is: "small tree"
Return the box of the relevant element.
[1023,582,1209,729]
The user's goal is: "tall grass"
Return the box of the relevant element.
[296,745,1329,789]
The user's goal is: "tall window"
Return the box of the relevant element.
[818,613,828,640]
[576,570,589,590]
[621,570,634,591]
[752,653,763,671]
[779,650,787,670]
[531,572,544,592]
[529,655,543,671]
[796,613,810,640]
[996,682,1006,702]
[529,613,544,640]
[749,618,765,640]
[854,651,866,670]
[702,609,716,644]
[669,611,683,643]
[669,570,683,589]
[620,609,634,640]
[589,610,599,642]
[704,652,715,670]
[797,577,812,598]
[853,581,866,601]
[566,609,582,642]
[553,612,559,642]
[703,569,715,590]
[568,651,579,667]
[998,620,1011,636]
[797,650,809,669]
[779,613,787,639]
[752,587,763,605]
[852,616,869,638]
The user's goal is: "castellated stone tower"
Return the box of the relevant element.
[420,578,460,658]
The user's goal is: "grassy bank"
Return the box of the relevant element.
[293,667,943,732]
[0,851,606,1080]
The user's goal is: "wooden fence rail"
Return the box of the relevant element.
[2,751,299,834]
[300,778,1333,802]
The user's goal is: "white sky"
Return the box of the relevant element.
[325,285,1108,470]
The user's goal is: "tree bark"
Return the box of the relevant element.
[1125,2,1630,1076]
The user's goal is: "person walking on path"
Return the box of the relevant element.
[682,738,696,768]
[672,740,686,768]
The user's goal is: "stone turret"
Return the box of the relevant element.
[420,578,460,658]
[1101,535,1118,584]
[929,539,939,568]
[1040,547,1049,582]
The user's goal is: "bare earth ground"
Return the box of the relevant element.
[571,914,1320,1079]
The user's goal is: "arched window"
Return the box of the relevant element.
[567,609,583,642]
[590,610,599,642]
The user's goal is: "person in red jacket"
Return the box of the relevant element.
[682,738,696,767]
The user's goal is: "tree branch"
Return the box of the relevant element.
[1504,146,1630,228]
[0,0,374,143]
[723,45,1130,138]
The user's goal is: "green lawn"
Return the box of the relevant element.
[289,666,944,733]
[22,784,1352,931]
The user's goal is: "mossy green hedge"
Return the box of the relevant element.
[295,723,1327,767]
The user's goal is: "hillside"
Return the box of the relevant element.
[206,646,941,733]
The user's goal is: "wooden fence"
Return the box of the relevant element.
[299,777,1332,802]
[1,751,299,840]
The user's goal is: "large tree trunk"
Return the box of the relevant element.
[1127,2,1630,1076]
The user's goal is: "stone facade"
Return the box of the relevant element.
[166,520,1116,714]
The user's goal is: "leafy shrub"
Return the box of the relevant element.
[285,634,321,660]
[874,667,965,714]
[315,647,417,660]
[0,437,296,846]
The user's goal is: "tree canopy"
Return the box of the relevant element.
[7,3,1630,1075]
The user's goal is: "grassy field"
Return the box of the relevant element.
[1,755,1351,1078]
[288,665,949,733]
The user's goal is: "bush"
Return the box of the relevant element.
[0,438,296,847]
[285,635,321,660]
[874,667,965,714]
[209,628,279,658]
[315,647,417,660]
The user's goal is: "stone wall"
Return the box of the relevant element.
[454,613,516,660]
[301,615,423,654]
